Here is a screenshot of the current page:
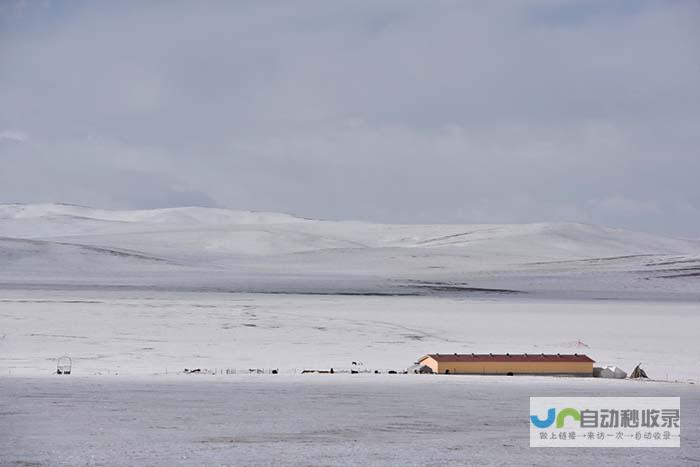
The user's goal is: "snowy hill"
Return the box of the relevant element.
[1,203,698,298]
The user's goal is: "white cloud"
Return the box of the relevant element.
[0,129,28,143]
[0,1,698,235]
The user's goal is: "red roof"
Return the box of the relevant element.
[421,353,594,363]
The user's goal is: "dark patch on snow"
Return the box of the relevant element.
[526,254,658,266]
[656,272,700,279]
[400,280,521,295]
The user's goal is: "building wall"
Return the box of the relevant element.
[421,356,440,373]
[420,357,592,376]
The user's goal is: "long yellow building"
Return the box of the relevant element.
[418,353,594,376]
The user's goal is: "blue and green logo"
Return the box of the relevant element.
[531,407,581,428]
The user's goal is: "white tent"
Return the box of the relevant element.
[593,365,627,379]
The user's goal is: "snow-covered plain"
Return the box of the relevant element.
[2,291,700,382]
[2,376,699,467]
[1,204,699,465]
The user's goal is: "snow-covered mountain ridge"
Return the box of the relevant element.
[1,203,698,298]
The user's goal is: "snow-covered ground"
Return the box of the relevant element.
[1,290,699,382]
[1,376,698,467]
[2,204,699,465]
[1,204,698,379]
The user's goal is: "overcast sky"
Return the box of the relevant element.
[1,1,699,236]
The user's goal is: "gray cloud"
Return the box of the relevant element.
[1,0,699,235]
